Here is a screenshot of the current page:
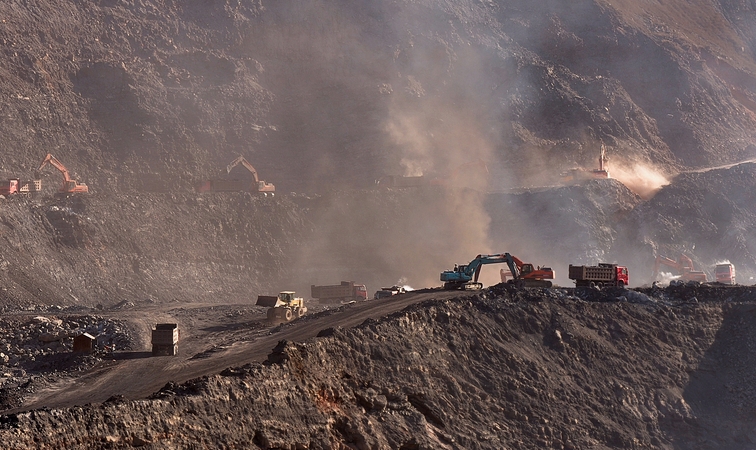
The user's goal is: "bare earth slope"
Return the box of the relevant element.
[3,1,756,449]
[3,287,756,449]
[1,0,756,190]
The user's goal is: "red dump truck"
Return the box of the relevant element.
[311,281,368,304]
[0,179,41,196]
[151,323,179,356]
[569,263,629,287]
[715,263,736,284]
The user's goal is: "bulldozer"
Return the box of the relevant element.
[256,291,307,322]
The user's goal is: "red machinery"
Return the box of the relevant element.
[652,254,707,282]
[38,154,88,194]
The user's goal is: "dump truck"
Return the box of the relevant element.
[311,281,368,303]
[257,291,307,322]
[0,179,41,196]
[569,263,629,287]
[715,263,736,284]
[151,323,179,356]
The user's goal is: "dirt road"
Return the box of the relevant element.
[13,288,460,412]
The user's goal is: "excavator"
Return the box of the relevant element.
[196,155,275,195]
[38,154,88,195]
[652,253,707,283]
[561,144,610,184]
[499,253,555,288]
[440,252,554,290]
[225,155,275,195]
[441,253,511,290]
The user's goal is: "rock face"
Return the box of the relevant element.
[2,1,756,449]
[1,0,756,191]
[2,287,756,449]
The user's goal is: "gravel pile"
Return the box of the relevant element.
[0,309,132,411]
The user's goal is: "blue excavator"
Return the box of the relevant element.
[440,253,554,290]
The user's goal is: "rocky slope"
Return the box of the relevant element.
[2,0,756,191]
[2,0,756,448]
[3,286,756,449]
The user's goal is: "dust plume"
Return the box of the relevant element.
[610,161,670,199]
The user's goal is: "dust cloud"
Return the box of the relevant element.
[609,161,670,199]
[265,1,509,293]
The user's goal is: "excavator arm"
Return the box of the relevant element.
[39,154,72,182]
[226,155,260,182]
[652,255,680,278]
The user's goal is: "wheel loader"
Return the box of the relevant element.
[256,291,307,322]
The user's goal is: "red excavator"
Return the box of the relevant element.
[38,154,89,194]
[499,253,555,288]
[652,254,707,282]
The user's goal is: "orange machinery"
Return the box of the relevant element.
[499,253,555,288]
[38,154,88,194]
[652,254,707,282]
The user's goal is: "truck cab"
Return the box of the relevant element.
[715,263,736,284]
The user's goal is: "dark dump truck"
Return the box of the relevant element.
[152,323,179,356]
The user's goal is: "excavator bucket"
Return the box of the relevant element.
[256,295,280,307]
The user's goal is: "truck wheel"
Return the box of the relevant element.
[267,308,276,321]
[284,308,293,322]
[297,307,305,318]
[617,281,625,287]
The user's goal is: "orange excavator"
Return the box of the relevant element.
[652,254,707,282]
[499,253,555,288]
[196,155,275,195]
[38,154,89,194]
[561,145,610,184]
[225,155,275,195]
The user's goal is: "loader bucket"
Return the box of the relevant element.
[256,295,280,307]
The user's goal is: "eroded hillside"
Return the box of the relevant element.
[3,287,756,449]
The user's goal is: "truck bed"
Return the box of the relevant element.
[311,282,354,300]
[568,265,616,281]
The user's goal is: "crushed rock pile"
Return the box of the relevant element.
[2,286,755,449]
[0,311,132,411]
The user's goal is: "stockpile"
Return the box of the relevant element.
[0,311,132,411]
